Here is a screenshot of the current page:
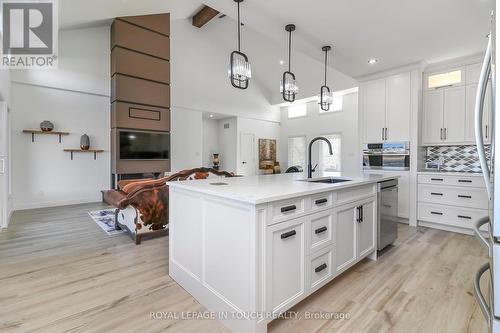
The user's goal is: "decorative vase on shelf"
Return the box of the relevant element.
[273,161,281,174]
[212,153,220,170]
[80,134,90,150]
[40,120,54,132]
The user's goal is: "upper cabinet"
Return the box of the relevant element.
[422,63,489,146]
[362,72,411,143]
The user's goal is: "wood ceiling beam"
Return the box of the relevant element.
[192,5,220,28]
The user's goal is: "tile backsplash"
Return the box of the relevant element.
[425,145,490,173]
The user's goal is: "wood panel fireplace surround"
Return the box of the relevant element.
[110,13,171,187]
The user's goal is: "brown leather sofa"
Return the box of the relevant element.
[103,167,236,244]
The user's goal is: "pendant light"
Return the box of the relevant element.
[319,45,334,111]
[228,0,251,89]
[280,24,298,102]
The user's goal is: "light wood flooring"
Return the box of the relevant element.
[0,202,490,333]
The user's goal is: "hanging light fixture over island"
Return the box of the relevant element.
[228,0,251,89]
[319,45,334,111]
[280,24,298,102]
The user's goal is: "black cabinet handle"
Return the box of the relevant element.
[458,195,472,199]
[315,226,327,234]
[356,206,361,223]
[280,230,297,239]
[315,198,328,205]
[458,179,472,183]
[431,211,443,215]
[431,192,443,196]
[458,215,472,219]
[431,178,444,181]
[315,263,327,273]
[281,205,297,213]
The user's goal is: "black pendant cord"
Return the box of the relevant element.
[324,48,328,86]
[237,1,241,52]
[288,29,292,72]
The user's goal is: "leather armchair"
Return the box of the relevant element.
[103,168,236,244]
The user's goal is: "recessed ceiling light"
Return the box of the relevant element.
[279,60,284,65]
[209,114,214,118]
[368,58,378,64]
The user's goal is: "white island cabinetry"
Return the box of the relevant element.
[168,173,394,333]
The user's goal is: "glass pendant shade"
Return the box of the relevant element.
[319,85,333,111]
[280,71,298,102]
[229,51,251,89]
[229,0,250,90]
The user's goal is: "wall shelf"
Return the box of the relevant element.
[23,129,70,143]
[63,149,104,160]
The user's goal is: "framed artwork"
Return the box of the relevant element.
[258,139,276,170]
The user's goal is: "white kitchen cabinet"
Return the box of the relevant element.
[357,199,376,258]
[362,73,411,143]
[385,73,411,141]
[465,63,482,85]
[423,90,444,144]
[443,86,466,144]
[422,85,466,145]
[363,79,386,142]
[334,197,377,274]
[267,217,306,313]
[334,202,357,273]
[465,83,491,143]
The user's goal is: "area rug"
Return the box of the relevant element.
[88,209,125,236]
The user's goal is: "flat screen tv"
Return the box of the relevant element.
[119,131,170,160]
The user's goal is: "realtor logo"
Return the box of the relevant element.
[1,0,58,68]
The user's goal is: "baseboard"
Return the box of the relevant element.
[418,220,474,235]
[13,197,102,211]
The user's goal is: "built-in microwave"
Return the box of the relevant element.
[362,142,410,170]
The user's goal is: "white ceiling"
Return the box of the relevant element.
[60,0,493,78]
[204,0,493,78]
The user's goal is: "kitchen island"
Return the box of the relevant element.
[168,172,397,333]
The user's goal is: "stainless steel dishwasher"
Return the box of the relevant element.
[378,179,398,250]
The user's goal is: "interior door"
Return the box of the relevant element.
[422,89,444,144]
[363,79,386,142]
[385,73,411,141]
[443,85,466,143]
[239,132,255,176]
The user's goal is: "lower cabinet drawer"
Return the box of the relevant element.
[418,202,489,229]
[418,174,485,188]
[307,210,334,254]
[268,197,307,225]
[308,246,334,293]
[418,184,488,209]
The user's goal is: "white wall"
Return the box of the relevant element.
[10,27,110,210]
[170,107,203,171]
[11,84,110,209]
[279,91,360,174]
[202,117,220,167]
[237,117,281,175]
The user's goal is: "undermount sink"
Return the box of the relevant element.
[302,177,352,184]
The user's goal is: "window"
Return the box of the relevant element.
[288,103,307,118]
[319,95,343,113]
[319,134,341,172]
[428,70,462,89]
[288,136,306,169]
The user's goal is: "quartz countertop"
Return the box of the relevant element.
[417,170,484,177]
[167,171,398,204]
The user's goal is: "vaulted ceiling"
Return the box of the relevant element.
[60,0,492,78]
